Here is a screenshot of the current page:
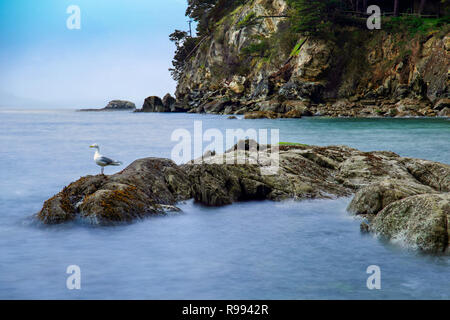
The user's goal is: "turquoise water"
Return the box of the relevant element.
[0,109,449,299]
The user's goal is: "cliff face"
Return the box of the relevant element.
[175,0,450,117]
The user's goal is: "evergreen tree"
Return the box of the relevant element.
[287,0,342,37]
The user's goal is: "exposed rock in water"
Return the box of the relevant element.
[37,141,450,254]
[78,100,136,112]
[104,100,136,110]
[162,93,177,112]
[371,193,449,253]
[244,111,279,119]
[243,110,302,119]
[38,158,192,224]
[137,96,167,113]
[348,179,437,215]
[136,94,187,113]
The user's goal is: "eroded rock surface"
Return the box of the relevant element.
[38,158,191,224]
[371,193,449,253]
[38,141,450,253]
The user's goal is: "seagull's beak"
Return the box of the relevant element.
[89,145,95,148]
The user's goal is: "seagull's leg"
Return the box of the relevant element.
[101,167,104,175]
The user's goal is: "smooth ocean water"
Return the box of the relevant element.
[0,109,449,299]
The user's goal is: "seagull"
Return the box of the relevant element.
[89,144,123,174]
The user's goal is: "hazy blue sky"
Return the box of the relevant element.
[0,0,189,108]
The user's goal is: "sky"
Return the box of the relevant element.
[0,0,190,108]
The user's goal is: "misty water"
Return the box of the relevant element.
[0,109,449,299]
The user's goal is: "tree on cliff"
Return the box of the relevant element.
[169,0,248,80]
[287,0,343,37]
[169,30,198,80]
[186,0,248,35]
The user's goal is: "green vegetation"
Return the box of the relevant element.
[170,0,449,81]
[290,38,307,57]
[169,30,200,80]
[169,0,250,80]
[287,0,348,38]
[186,0,248,35]
[241,36,270,57]
[240,20,299,66]
[385,15,450,36]
[238,12,257,28]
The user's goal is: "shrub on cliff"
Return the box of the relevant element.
[186,0,248,35]
[287,0,345,38]
[169,30,200,81]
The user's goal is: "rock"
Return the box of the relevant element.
[227,76,246,95]
[282,100,311,116]
[279,81,322,101]
[228,116,238,119]
[244,111,279,119]
[38,158,192,224]
[438,107,450,117]
[78,100,136,112]
[348,179,437,215]
[395,98,431,116]
[162,93,177,112]
[360,221,370,233]
[185,164,255,206]
[202,100,227,114]
[228,81,245,94]
[257,100,283,113]
[433,98,449,111]
[371,193,450,253]
[38,142,355,224]
[234,107,248,115]
[37,141,450,253]
[138,96,168,113]
[223,106,234,114]
[282,109,302,118]
[104,100,136,110]
[336,151,411,189]
[400,158,450,192]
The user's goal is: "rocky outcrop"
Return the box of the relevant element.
[348,179,437,215]
[346,158,449,253]
[162,93,177,112]
[78,100,136,112]
[136,94,186,113]
[38,141,450,253]
[243,108,302,119]
[104,100,136,110]
[371,193,449,253]
[174,0,449,118]
[38,158,192,224]
[138,96,166,112]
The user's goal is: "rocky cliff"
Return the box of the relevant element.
[174,0,450,117]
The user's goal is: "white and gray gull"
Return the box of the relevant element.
[89,144,123,174]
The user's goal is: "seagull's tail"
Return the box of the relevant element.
[111,161,123,166]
